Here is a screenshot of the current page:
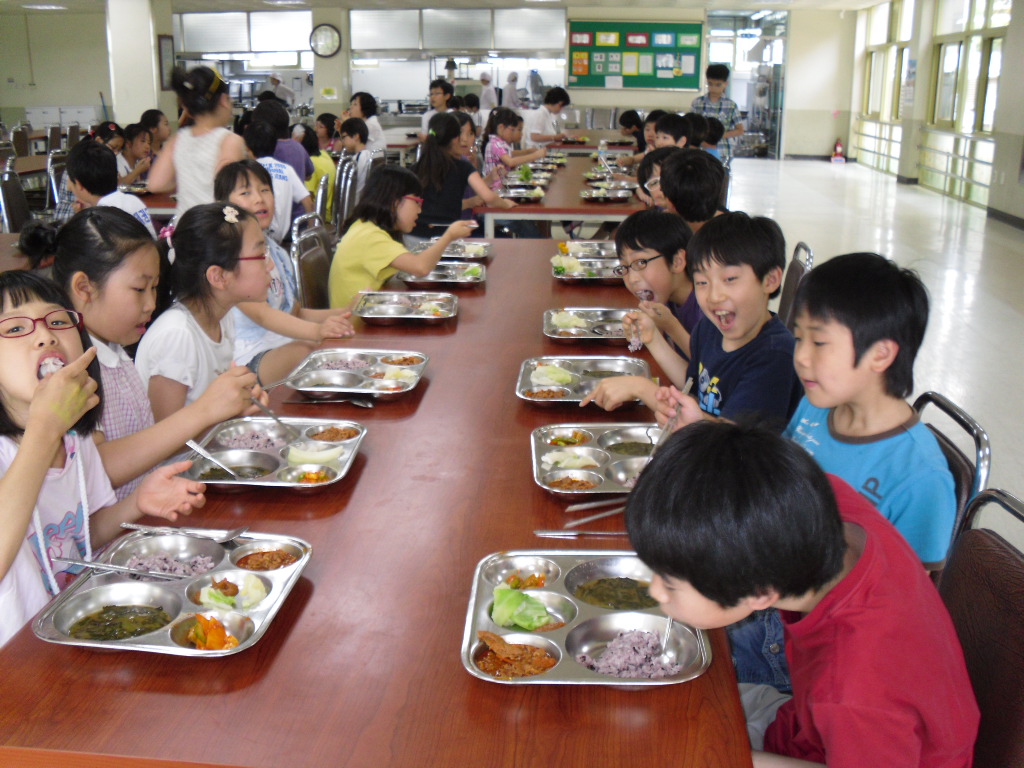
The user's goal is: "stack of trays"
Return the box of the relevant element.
[353,292,457,325]
[34,529,312,657]
[530,422,661,496]
[461,550,711,685]
[397,262,485,287]
[543,308,633,344]
[182,416,365,491]
[516,356,650,406]
[284,348,428,401]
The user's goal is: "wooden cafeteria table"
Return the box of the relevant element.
[0,239,752,768]
[474,156,644,238]
[13,155,48,178]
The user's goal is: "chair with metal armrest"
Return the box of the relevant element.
[289,229,331,309]
[776,241,813,332]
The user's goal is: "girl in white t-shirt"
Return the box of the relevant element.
[27,208,264,500]
[135,203,272,422]
[0,271,204,649]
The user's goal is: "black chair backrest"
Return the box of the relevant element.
[938,489,1024,768]
[0,143,13,167]
[291,230,331,309]
[314,173,330,222]
[66,123,80,149]
[777,241,813,331]
[718,164,730,210]
[46,125,61,154]
[1,175,32,233]
[913,391,992,556]
[11,128,28,158]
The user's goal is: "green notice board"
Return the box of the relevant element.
[568,20,703,91]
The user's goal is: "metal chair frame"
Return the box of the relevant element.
[776,241,814,331]
[289,229,332,309]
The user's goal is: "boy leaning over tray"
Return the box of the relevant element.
[598,211,801,427]
[626,420,978,767]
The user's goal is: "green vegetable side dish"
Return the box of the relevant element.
[580,370,622,379]
[491,586,555,631]
[69,604,173,641]
[463,266,482,278]
[574,577,658,610]
[608,441,655,456]
[553,266,566,276]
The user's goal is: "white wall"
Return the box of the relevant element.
[783,10,857,157]
[106,0,160,125]
[0,13,112,127]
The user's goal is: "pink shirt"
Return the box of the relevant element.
[483,136,512,191]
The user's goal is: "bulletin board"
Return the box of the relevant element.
[567,20,703,91]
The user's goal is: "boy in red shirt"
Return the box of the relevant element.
[626,421,979,767]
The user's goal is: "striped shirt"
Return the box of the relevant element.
[690,95,742,163]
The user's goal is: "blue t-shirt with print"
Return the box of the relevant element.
[784,397,956,566]
[685,314,802,427]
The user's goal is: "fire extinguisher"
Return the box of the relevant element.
[831,137,846,163]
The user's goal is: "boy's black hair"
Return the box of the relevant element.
[543,86,570,107]
[171,66,228,116]
[214,159,273,202]
[626,420,846,607]
[123,123,150,146]
[704,117,725,146]
[350,92,378,117]
[706,63,731,81]
[0,271,102,437]
[251,100,289,139]
[644,109,668,127]
[338,117,368,145]
[614,209,691,266]
[619,110,643,131]
[449,95,464,110]
[794,252,929,399]
[66,139,118,196]
[244,120,278,159]
[463,93,480,110]
[660,148,725,224]
[429,79,454,100]
[683,113,708,146]
[686,211,786,299]
[343,165,422,242]
[654,113,691,144]
[636,146,682,191]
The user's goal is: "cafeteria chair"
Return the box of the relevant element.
[45,125,62,155]
[0,171,33,233]
[291,212,334,255]
[314,173,331,223]
[777,241,814,331]
[38,152,67,218]
[719,161,731,210]
[913,391,992,565]
[333,159,359,239]
[938,488,1024,768]
[290,229,331,309]
[0,142,13,167]
[66,123,80,149]
[11,127,29,158]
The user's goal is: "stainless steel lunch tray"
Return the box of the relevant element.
[182,416,366,490]
[562,241,617,256]
[353,292,457,325]
[461,549,711,685]
[118,183,149,195]
[543,308,633,345]
[516,356,651,407]
[411,239,492,260]
[284,347,429,401]
[499,188,546,203]
[587,180,639,191]
[33,529,312,657]
[552,257,620,284]
[579,189,634,202]
[581,170,612,181]
[503,174,550,187]
[397,261,485,287]
[530,422,661,496]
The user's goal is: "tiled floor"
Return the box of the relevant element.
[728,158,1023,529]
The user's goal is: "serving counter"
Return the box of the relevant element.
[0,239,752,768]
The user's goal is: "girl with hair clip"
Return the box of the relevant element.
[482,107,545,191]
[328,165,475,308]
[134,203,271,423]
[408,112,515,243]
[147,66,247,218]
[0,271,205,649]
[19,208,265,500]
[117,124,152,186]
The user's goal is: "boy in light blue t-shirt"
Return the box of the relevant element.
[731,251,956,694]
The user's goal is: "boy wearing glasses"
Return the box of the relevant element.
[581,209,698,411]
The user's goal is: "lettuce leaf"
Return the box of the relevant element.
[491,586,552,630]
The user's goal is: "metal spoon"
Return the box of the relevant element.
[185,440,240,479]
[120,522,249,544]
[247,397,301,440]
[660,614,675,660]
[261,373,303,392]
[51,556,186,580]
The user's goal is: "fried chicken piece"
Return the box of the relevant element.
[477,631,557,679]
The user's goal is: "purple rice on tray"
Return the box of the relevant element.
[124,554,217,579]
[576,629,683,678]
[219,431,287,451]
[319,358,370,371]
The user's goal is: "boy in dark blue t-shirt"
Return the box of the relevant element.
[658,211,802,429]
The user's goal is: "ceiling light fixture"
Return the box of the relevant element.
[22,4,67,9]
